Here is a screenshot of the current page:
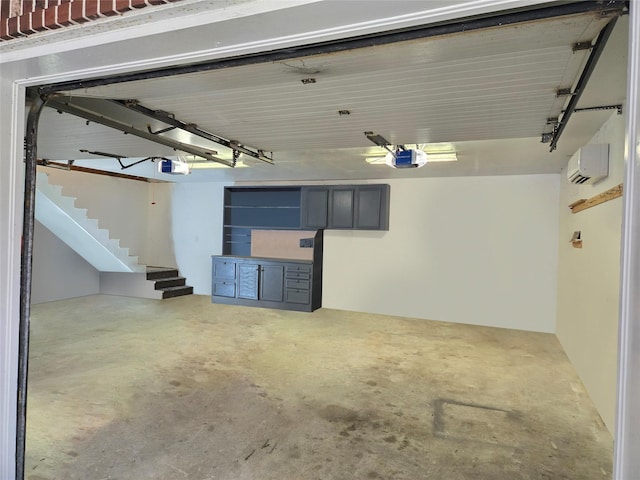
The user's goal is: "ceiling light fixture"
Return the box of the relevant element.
[365,151,457,165]
[178,154,248,169]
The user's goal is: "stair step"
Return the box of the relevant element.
[161,285,193,299]
[147,267,179,280]
[154,276,186,289]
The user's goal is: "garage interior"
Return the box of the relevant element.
[3,0,634,478]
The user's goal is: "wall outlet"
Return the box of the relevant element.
[300,238,314,248]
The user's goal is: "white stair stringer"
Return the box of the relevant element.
[35,173,145,273]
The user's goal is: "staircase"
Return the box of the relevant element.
[147,267,194,299]
[36,172,193,300]
[36,172,143,272]
[100,267,193,300]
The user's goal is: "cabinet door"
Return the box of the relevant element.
[238,263,259,300]
[301,187,329,229]
[328,187,354,228]
[260,265,284,302]
[355,185,387,229]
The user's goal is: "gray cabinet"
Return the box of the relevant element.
[260,265,284,302]
[329,187,355,228]
[284,263,312,305]
[355,185,389,229]
[211,256,320,312]
[212,258,236,297]
[238,263,259,299]
[300,187,329,229]
[301,184,389,230]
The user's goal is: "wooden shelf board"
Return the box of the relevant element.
[569,183,623,214]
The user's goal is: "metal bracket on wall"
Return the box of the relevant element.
[572,41,593,52]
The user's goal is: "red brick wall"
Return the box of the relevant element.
[1,0,184,41]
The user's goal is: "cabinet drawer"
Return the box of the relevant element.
[213,261,236,280]
[213,281,235,298]
[285,272,310,281]
[285,288,310,305]
[286,278,310,290]
[285,264,312,274]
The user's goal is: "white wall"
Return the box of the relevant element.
[172,182,226,295]
[146,182,177,268]
[40,168,176,268]
[31,221,100,304]
[0,74,21,479]
[42,168,149,262]
[556,112,625,433]
[323,175,561,333]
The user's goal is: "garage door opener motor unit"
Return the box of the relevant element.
[567,144,609,184]
[159,158,190,175]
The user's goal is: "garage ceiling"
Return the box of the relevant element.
[36,3,628,183]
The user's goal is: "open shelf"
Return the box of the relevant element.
[222,187,302,255]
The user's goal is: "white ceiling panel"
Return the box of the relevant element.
[38,6,628,182]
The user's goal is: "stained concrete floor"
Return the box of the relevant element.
[26,294,612,480]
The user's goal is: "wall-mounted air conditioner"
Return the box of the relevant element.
[567,144,609,185]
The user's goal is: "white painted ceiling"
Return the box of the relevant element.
[36,5,629,183]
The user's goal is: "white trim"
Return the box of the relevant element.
[0,0,320,62]
[2,0,555,75]
[614,0,640,477]
[0,78,25,480]
[0,2,608,478]
[0,0,554,63]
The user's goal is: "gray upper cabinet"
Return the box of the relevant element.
[301,184,390,230]
[300,187,329,229]
[329,187,355,229]
[355,185,390,230]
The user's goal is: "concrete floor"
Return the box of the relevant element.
[26,294,612,480]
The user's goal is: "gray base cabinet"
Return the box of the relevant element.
[211,256,321,312]
[260,265,284,302]
[212,258,237,297]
